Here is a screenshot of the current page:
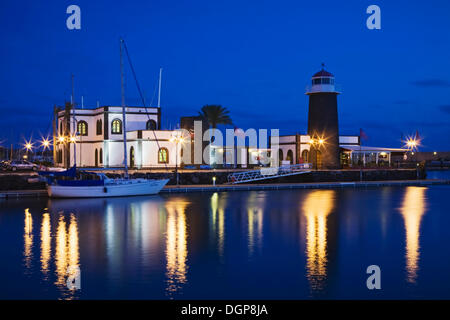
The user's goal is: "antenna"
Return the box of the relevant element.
[120,38,129,179]
[157,67,162,108]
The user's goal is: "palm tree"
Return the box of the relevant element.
[198,105,233,167]
[198,104,233,130]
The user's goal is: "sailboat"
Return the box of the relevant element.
[43,39,169,198]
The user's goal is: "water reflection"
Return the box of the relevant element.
[400,187,427,284]
[40,212,51,277]
[23,208,33,272]
[210,193,225,257]
[165,198,189,297]
[55,214,80,299]
[302,190,335,293]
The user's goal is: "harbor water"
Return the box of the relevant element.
[1,174,450,299]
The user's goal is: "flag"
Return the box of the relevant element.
[360,128,368,141]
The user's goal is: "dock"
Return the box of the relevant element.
[2,179,448,199]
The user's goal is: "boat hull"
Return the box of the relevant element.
[48,179,169,198]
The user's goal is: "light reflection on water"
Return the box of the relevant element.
[4,186,450,299]
[399,187,427,284]
[302,190,335,294]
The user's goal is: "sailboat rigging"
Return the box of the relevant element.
[41,38,169,198]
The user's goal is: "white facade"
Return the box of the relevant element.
[54,105,184,168]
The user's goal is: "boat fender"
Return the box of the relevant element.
[103,187,107,193]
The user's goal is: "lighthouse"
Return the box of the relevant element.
[306,65,340,169]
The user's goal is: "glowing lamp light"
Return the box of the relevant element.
[318,139,324,145]
[25,143,32,150]
[433,152,437,155]
[58,136,65,143]
[69,135,77,143]
[309,139,315,144]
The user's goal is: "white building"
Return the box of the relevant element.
[271,134,407,167]
[53,105,183,169]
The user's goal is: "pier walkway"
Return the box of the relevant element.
[2,179,449,198]
[227,163,311,184]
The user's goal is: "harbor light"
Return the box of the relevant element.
[433,151,437,155]
[212,176,216,186]
[41,138,50,149]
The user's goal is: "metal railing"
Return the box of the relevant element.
[227,163,312,184]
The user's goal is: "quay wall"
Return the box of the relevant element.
[0,168,425,190]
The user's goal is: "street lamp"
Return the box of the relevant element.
[40,138,51,164]
[170,131,186,185]
[309,136,324,170]
[23,139,33,161]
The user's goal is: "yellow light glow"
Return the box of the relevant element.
[433,152,437,155]
[23,208,33,270]
[40,212,51,276]
[309,139,315,144]
[303,190,335,292]
[165,199,189,296]
[58,136,65,143]
[318,139,324,145]
[400,187,427,284]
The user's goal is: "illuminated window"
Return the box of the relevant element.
[158,148,169,163]
[302,150,309,162]
[77,121,88,136]
[111,119,122,134]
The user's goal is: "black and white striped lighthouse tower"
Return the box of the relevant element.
[306,65,340,169]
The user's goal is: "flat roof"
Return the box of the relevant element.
[340,145,408,152]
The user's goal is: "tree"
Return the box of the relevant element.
[198,105,233,167]
[198,104,233,130]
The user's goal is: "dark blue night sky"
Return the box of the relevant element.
[0,0,449,150]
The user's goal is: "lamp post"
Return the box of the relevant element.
[170,131,185,186]
[40,138,50,164]
[308,137,324,170]
[24,140,33,161]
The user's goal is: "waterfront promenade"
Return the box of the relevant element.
[1,179,449,199]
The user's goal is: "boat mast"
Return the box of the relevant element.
[120,38,129,179]
[71,74,77,167]
[157,67,162,108]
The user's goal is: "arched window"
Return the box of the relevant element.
[316,150,323,169]
[95,149,98,167]
[130,146,135,168]
[286,150,293,164]
[111,119,122,134]
[278,149,283,164]
[96,119,102,135]
[99,148,103,164]
[77,121,88,136]
[146,119,157,130]
[158,148,169,164]
[302,150,309,163]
